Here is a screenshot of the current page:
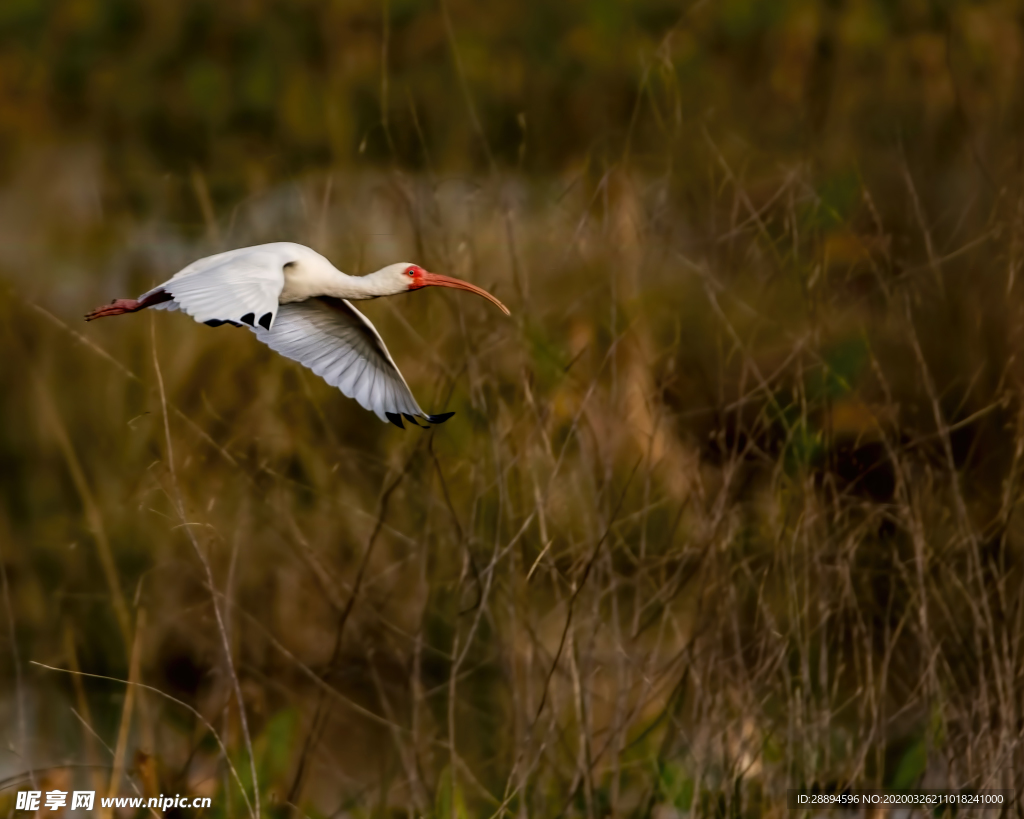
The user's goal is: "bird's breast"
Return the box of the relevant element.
[279,264,330,303]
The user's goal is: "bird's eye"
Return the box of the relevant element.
[406,268,416,277]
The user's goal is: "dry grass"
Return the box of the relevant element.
[1,152,1022,818]
[2,2,1024,816]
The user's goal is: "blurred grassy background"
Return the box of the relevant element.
[2,0,1024,816]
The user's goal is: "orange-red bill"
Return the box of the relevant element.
[420,272,511,316]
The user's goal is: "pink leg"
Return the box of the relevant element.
[84,290,172,321]
[84,298,142,321]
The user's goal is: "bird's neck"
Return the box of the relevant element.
[282,266,381,302]
[322,272,382,301]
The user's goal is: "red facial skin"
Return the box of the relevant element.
[404,265,428,288]
[404,266,510,316]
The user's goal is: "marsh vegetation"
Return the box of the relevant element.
[1,0,1023,816]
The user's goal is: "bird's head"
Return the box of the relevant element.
[373,263,510,315]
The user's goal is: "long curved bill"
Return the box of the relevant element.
[421,272,511,316]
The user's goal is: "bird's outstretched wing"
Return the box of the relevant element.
[142,245,291,330]
[251,297,453,428]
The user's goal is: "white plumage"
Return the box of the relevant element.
[86,242,510,428]
[144,244,290,330]
[255,297,425,423]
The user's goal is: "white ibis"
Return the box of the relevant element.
[85,242,510,428]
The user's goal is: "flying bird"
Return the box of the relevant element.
[85,242,510,428]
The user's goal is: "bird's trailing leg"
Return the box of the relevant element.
[84,290,173,321]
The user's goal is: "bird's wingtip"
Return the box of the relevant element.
[427,411,456,425]
[385,412,405,430]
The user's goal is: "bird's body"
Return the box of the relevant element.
[86,242,509,428]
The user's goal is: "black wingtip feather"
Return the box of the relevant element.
[403,413,426,428]
[427,412,456,425]
[258,312,273,330]
[240,312,256,327]
[386,412,405,430]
